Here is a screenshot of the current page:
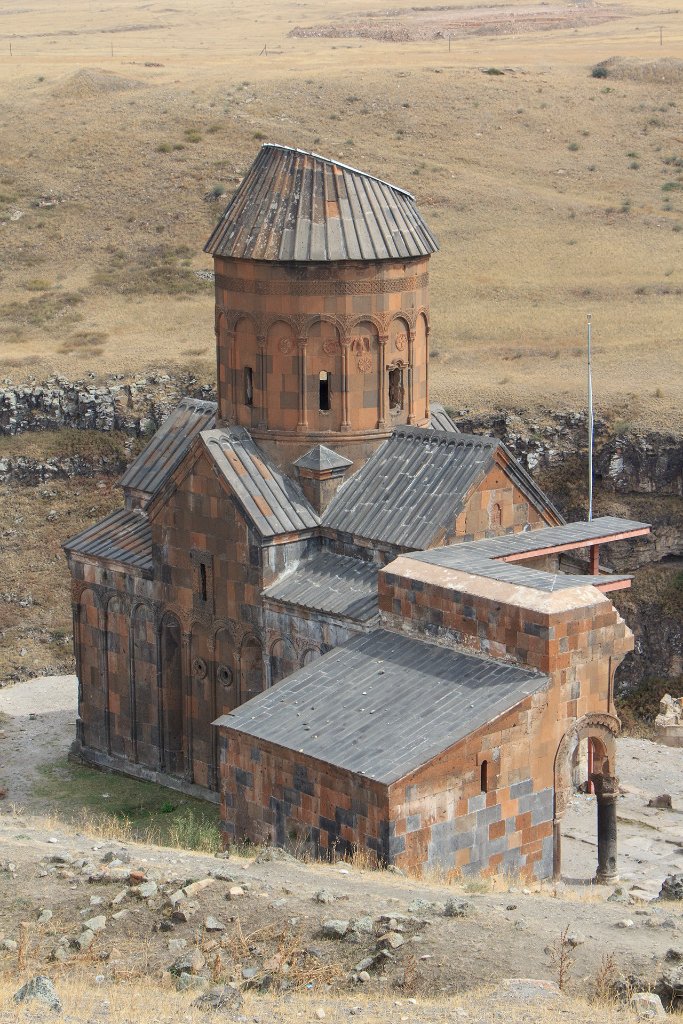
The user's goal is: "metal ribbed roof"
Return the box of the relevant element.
[120,398,217,498]
[216,629,546,784]
[263,551,378,622]
[63,508,152,575]
[323,429,498,549]
[204,144,439,262]
[428,403,460,433]
[404,515,649,591]
[202,427,319,538]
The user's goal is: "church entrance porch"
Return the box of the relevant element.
[553,713,621,884]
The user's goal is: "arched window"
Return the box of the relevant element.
[480,760,489,793]
[388,366,404,412]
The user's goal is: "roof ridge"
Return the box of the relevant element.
[260,143,416,200]
[392,426,497,446]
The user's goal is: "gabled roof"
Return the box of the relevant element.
[322,427,562,549]
[201,427,319,538]
[293,444,353,473]
[204,144,439,263]
[215,629,546,785]
[263,551,378,622]
[119,397,217,500]
[63,508,152,575]
[428,403,460,433]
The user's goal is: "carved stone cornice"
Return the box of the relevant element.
[214,271,429,297]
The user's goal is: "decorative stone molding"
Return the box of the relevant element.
[214,271,429,297]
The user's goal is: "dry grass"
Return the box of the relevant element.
[0,975,646,1024]
[0,0,680,430]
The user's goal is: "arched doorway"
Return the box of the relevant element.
[553,713,620,883]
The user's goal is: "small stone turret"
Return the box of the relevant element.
[293,444,353,514]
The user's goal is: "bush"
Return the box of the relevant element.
[591,65,608,78]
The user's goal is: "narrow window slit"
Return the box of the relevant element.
[319,371,331,411]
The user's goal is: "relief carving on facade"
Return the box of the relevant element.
[350,335,373,373]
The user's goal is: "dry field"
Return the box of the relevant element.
[0,0,681,430]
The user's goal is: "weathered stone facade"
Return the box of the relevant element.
[65,144,648,879]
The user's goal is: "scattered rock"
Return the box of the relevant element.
[321,919,349,939]
[254,847,297,864]
[170,949,206,976]
[183,878,214,898]
[37,909,53,925]
[192,984,244,1012]
[72,929,95,950]
[168,938,187,952]
[134,881,158,899]
[566,931,585,947]
[660,874,683,901]
[176,972,208,992]
[616,919,635,929]
[377,931,404,950]
[631,992,667,1019]
[444,899,472,918]
[204,915,225,932]
[226,886,245,900]
[172,900,198,922]
[648,795,673,810]
[84,915,106,933]
[13,976,62,1013]
[313,890,336,904]
[666,948,683,963]
[408,898,442,915]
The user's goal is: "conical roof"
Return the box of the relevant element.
[204,144,439,263]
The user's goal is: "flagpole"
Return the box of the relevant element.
[587,313,593,522]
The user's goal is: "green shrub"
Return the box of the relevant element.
[591,65,608,78]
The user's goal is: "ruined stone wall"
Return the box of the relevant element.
[219,731,389,861]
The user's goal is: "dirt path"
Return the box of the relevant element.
[0,675,77,806]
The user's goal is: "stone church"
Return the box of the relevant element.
[65,144,649,880]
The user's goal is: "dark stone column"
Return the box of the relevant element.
[591,773,619,884]
[553,818,562,881]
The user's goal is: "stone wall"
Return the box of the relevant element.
[219,731,389,861]
[388,695,554,878]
